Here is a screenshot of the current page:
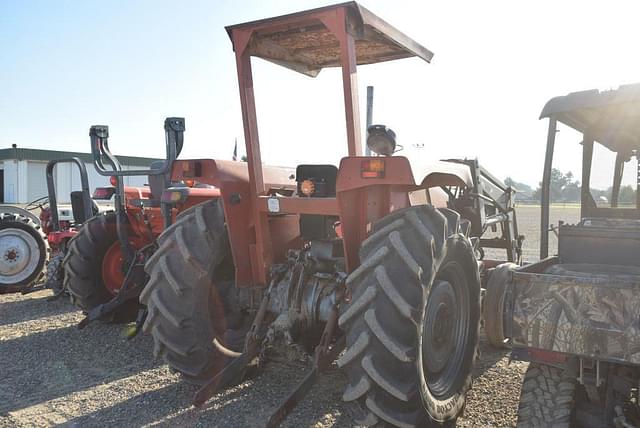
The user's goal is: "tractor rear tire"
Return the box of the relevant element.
[0,212,49,292]
[483,262,517,349]
[517,363,576,427]
[64,212,120,311]
[140,199,238,384]
[338,205,480,427]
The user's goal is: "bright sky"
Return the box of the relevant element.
[2,0,640,189]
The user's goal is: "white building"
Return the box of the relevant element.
[0,147,160,203]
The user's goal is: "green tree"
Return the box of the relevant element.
[532,168,581,202]
[618,185,637,205]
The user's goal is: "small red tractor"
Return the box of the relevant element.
[60,118,220,327]
[0,159,109,294]
[139,3,522,427]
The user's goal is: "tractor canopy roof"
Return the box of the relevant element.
[540,83,640,156]
[225,1,433,77]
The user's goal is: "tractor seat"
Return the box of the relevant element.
[70,191,99,224]
[148,160,170,201]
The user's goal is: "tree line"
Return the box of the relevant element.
[509,168,637,204]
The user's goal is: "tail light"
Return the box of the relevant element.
[361,159,385,178]
[109,176,118,186]
[93,187,116,200]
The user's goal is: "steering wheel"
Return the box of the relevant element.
[25,196,49,212]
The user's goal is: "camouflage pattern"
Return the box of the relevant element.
[510,263,640,365]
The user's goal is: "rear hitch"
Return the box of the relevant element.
[264,287,345,428]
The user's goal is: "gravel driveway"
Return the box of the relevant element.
[0,290,527,427]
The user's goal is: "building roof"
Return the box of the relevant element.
[0,147,160,167]
[540,83,640,155]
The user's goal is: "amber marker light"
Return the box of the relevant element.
[361,159,385,178]
[300,179,316,196]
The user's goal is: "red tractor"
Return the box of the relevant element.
[0,159,108,294]
[138,3,522,427]
[61,118,220,327]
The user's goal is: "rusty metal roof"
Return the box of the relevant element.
[540,83,640,155]
[225,2,433,77]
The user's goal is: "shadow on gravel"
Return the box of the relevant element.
[0,294,76,327]
[64,362,352,428]
[0,323,158,415]
[472,336,511,379]
[65,382,198,428]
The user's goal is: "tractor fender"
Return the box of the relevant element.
[411,159,474,189]
[335,156,473,193]
[0,205,41,228]
[510,263,640,365]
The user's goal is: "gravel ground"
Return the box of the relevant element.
[1,203,568,427]
[0,289,527,427]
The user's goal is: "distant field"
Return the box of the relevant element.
[512,204,581,262]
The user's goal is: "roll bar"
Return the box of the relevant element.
[89,117,185,177]
[46,157,93,231]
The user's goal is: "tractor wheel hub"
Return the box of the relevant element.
[423,280,457,374]
[420,261,471,398]
[0,229,39,283]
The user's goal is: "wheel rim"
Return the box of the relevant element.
[421,261,470,398]
[101,242,126,295]
[0,228,41,284]
[101,237,148,295]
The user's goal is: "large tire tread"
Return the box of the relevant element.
[517,363,576,428]
[63,212,116,310]
[339,205,480,427]
[140,199,233,383]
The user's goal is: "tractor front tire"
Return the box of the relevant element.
[0,212,49,292]
[140,199,238,384]
[338,205,480,427]
[64,212,117,310]
[483,262,517,349]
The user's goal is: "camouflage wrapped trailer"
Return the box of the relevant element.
[511,245,640,365]
[508,85,640,428]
